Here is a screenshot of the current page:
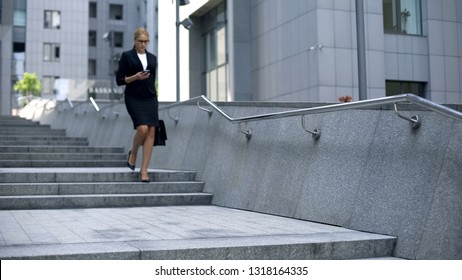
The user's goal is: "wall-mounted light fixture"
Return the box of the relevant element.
[309,45,324,51]
[178,17,193,30]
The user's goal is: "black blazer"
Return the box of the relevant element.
[116,48,157,97]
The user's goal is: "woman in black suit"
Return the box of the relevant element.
[116,28,158,183]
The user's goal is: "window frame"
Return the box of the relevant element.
[44,10,61,30]
[385,80,426,98]
[42,75,60,96]
[89,2,97,18]
[201,2,228,102]
[88,59,97,77]
[89,30,97,47]
[109,4,123,20]
[383,0,422,36]
[43,43,60,62]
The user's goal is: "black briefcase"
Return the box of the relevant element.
[154,119,167,146]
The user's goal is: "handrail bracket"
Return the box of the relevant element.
[197,101,213,117]
[301,115,321,140]
[167,108,180,125]
[393,103,421,129]
[238,122,252,140]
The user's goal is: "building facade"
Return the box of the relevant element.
[174,0,461,103]
[1,0,461,115]
[0,0,158,115]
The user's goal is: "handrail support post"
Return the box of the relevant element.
[301,115,321,140]
[238,122,252,140]
[393,103,421,129]
[167,109,180,125]
[197,101,213,117]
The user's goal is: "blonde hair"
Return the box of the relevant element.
[134,28,149,41]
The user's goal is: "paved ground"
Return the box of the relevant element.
[0,205,352,247]
[0,205,399,259]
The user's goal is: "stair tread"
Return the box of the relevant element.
[0,167,195,173]
[0,205,396,260]
[0,117,395,260]
[0,192,212,198]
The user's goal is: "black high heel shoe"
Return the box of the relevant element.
[140,170,150,183]
[127,150,135,171]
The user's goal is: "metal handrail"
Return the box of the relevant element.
[161,94,461,122]
[160,94,462,140]
[59,93,461,135]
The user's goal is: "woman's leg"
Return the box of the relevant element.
[129,125,149,166]
[140,126,156,180]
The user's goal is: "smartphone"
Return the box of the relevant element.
[143,69,150,73]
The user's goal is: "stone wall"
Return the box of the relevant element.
[25,99,462,259]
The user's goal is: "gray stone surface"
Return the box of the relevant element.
[26,100,462,259]
[416,121,462,259]
[0,168,196,183]
[348,110,456,259]
[0,205,394,260]
[0,167,211,210]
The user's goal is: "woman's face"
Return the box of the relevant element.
[135,34,149,53]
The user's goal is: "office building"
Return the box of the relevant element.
[0,0,157,115]
[1,0,461,115]
[161,0,462,103]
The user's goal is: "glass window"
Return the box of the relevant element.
[216,26,226,66]
[201,1,228,101]
[89,2,97,18]
[89,30,97,46]
[113,32,123,48]
[204,32,216,71]
[44,10,61,29]
[13,42,26,52]
[386,80,426,97]
[88,59,96,76]
[43,43,60,62]
[217,65,227,101]
[42,76,59,96]
[14,10,26,26]
[383,0,422,35]
[109,4,123,20]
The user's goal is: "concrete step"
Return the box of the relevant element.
[0,193,213,210]
[0,129,66,136]
[0,118,43,126]
[0,152,125,161]
[0,136,87,141]
[0,181,205,195]
[0,125,57,131]
[0,232,396,259]
[0,146,124,153]
[0,168,198,183]
[0,121,51,131]
[0,206,396,260]
[0,122,44,127]
[0,140,89,146]
[0,159,126,168]
[0,168,209,210]
[130,232,396,260]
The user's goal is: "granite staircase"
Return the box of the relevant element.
[0,116,212,209]
[0,116,397,260]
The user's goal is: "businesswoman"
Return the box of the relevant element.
[116,28,158,183]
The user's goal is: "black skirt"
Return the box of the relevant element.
[124,94,159,129]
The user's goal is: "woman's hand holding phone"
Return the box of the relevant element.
[137,70,150,80]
